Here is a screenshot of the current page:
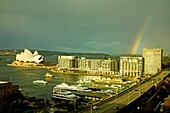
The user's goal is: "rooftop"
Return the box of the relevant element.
[0,81,10,84]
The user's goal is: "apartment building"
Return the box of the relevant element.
[120,56,143,76]
[0,81,19,103]
[77,58,119,75]
[143,48,163,75]
[58,56,78,70]
[58,55,119,75]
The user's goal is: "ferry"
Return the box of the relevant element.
[53,82,92,92]
[52,89,79,100]
[32,80,47,84]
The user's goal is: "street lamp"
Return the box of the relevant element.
[91,104,93,113]
[86,102,94,113]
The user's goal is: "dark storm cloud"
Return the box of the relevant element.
[0,0,170,54]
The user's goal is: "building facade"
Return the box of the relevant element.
[58,55,119,75]
[77,58,119,75]
[120,56,143,76]
[58,56,78,70]
[0,81,19,103]
[143,48,163,75]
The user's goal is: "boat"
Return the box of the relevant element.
[52,89,79,100]
[77,79,91,83]
[45,72,54,78]
[32,80,47,84]
[54,82,69,88]
[53,82,92,92]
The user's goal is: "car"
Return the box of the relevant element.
[139,91,143,94]
[113,106,119,110]
[93,106,98,110]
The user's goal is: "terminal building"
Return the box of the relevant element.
[119,56,143,76]
[0,81,19,103]
[143,48,163,75]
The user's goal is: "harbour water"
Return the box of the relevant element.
[0,55,84,100]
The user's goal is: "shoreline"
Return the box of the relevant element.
[7,61,142,81]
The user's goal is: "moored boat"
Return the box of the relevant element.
[52,88,79,100]
[77,79,91,83]
[53,82,92,92]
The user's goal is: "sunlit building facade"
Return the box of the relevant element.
[120,56,143,76]
[58,55,119,75]
[77,58,119,75]
[143,48,163,75]
[58,56,78,70]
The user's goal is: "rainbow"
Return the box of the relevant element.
[130,15,152,55]
[130,0,160,54]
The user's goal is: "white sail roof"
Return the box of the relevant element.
[16,49,44,64]
[33,50,39,56]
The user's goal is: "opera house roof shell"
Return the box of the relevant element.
[16,49,44,64]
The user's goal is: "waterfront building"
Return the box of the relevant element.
[58,55,119,75]
[58,56,78,70]
[99,59,119,75]
[0,81,19,103]
[77,57,92,71]
[143,48,163,75]
[120,56,143,76]
[77,57,119,75]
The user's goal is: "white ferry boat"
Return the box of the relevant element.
[32,80,47,84]
[53,82,92,92]
[52,89,79,100]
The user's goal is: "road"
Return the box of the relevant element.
[81,71,170,113]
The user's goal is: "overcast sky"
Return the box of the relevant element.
[0,0,170,54]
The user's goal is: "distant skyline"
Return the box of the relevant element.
[0,0,170,54]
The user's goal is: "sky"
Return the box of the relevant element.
[0,0,170,54]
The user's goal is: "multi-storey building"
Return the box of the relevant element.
[120,56,143,76]
[143,48,163,75]
[58,55,119,75]
[58,56,78,70]
[77,57,92,71]
[0,81,19,103]
[77,58,119,75]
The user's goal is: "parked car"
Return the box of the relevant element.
[113,106,119,110]
[93,106,98,110]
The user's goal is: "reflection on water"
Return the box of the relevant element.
[0,56,84,100]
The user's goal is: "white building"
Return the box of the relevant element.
[58,55,119,75]
[143,48,163,75]
[120,56,143,76]
[58,56,77,69]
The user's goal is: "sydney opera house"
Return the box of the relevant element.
[16,49,44,64]
[8,49,44,67]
